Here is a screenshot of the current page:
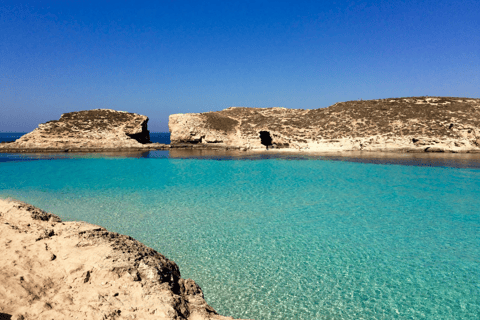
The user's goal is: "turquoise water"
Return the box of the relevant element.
[1,153,479,319]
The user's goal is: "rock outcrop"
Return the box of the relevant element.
[169,97,480,153]
[0,109,167,152]
[0,198,246,320]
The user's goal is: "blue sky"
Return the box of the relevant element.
[1,0,479,132]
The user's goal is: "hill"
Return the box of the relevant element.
[169,97,480,153]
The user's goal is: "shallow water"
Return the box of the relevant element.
[1,151,479,319]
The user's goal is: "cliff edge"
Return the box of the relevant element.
[0,109,166,152]
[0,198,246,320]
[169,97,480,153]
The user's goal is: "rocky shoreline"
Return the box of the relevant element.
[0,198,246,320]
[0,109,168,153]
[2,97,480,155]
[0,146,169,153]
[169,97,480,154]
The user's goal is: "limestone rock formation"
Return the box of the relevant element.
[0,198,246,320]
[0,109,167,152]
[169,97,480,153]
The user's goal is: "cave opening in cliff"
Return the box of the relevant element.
[125,121,151,144]
[259,131,273,149]
[126,132,151,144]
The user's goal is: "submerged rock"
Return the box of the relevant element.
[0,198,246,320]
[169,97,480,153]
[0,109,168,152]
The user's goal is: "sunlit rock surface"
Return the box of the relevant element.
[0,198,246,320]
[0,109,167,152]
[169,97,480,153]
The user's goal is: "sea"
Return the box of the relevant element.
[1,132,479,319]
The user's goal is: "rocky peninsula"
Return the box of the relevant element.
[0,198,246,320]
[0,109,168,153]
[169,97,480,153]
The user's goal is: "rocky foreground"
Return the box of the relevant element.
[0,198,245,320]
[169,97,480,153]
[0,109,168,152]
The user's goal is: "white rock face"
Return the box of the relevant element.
[169,113,245,147]
[0,109,165,152]
[0,198,246,320]
[169,98,480,153]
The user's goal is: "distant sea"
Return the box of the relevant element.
[0,132,26,143]
[1,133,479,319]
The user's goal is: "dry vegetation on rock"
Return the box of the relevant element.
[169,97,480,153]
[0,109,167,153]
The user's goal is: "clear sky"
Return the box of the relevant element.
[1,0,479,132]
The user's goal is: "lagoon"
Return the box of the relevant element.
[1,145,479,319]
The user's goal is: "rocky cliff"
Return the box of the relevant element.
[0,198,246,320]
[0,109,166,152]
[169,97,480,153]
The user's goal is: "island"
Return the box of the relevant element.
[0,109,168,153]
[169,97,480,153]
[2,97,480,154]
[0,198,246,320]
